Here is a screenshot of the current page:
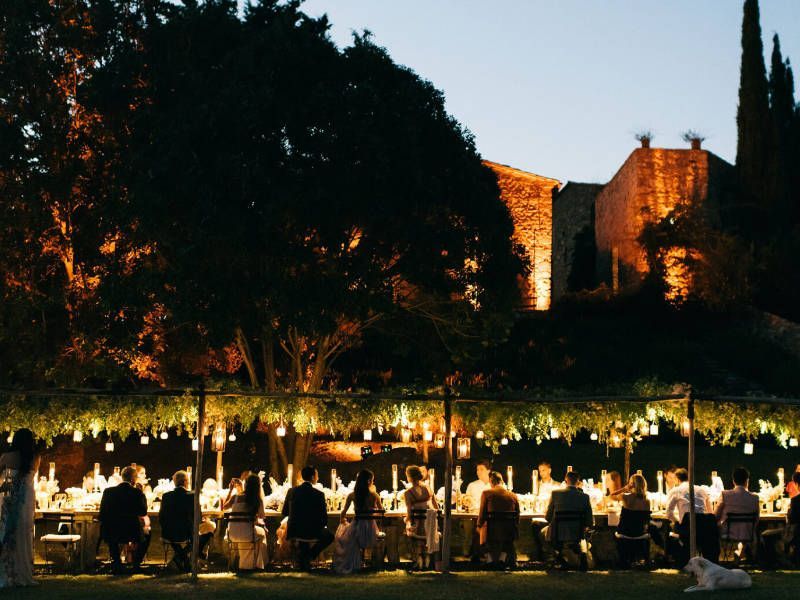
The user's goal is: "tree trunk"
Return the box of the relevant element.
[261,325,276,391]
[235,326,259,388]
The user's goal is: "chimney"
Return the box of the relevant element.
[690,138,702,150]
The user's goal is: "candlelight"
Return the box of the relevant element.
[48,462,55,482]
[276,424,286,437]
[191,438,199,451]
[680,418,691,437]
[507,466,514,491]
[567,465,573,473]
[211,423,227,452]
[743,442,754,455]
[105,441,114,452]
[457,437,471,459]
[475,430,485,440]
[331,468,338,492]
[187,466,192,490]
[434,433,445,448]
[217,465,223,490]
[657,470,664,495]
[590,432,598,441]
[649,423,659,436]
[287,464,294,485]
[455,465,462,482]
[140,434,149,445]
[428,468,435,492]
[391,465,398,492]
[160,431,169,440]
[532,469,539,496]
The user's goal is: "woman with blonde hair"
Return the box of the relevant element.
[404,465,439,570]
[620,473,649,511]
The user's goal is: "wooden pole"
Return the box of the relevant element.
[687,392,697,558]
[191,382,206,582]
[624,434,632,481]
[441,391,453,574]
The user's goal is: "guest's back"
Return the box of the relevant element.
[287,481,327,539]
[99,482,147,542]
[545,484,593,541]
[159,486,194,542]
[478,485,519,543]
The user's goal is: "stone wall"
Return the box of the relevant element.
[484,161,560,310]
[552,182,604,302]
[594,148,734,291]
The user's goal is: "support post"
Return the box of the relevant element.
[624,434,632,481]
[687,391,697,558]
[441,390,454,574]
[191,382,206,582]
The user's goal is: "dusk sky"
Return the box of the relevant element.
[269,0,800,184]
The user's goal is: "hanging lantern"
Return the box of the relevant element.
[423,430,433,442]
[105,440,115,452]
[609,433,622,448]
[160,431,169,440]
[790,437,798,447]
[680,418,691,437]
[639,422,650,437]
[363,429,373,441]
[434,433,445,448]
[276,423,286,437]
[760,421,768,435]
[500,437,509,446]
[401,428,412,444]
[73,430,84,443]
[589,432,598,441]
[550,427,560,440]
[743,442,754,455]
[6,433,13,444]
[228,432,237,442]
[450,430,457,438]
[649,423,659,436]
[475,430,485,440]
[191,438,199,451]
[457,437,471,459]
[140,435,149,445]
[211,423,227,452]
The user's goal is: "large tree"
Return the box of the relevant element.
[100,0,524,478]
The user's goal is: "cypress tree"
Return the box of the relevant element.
[735,0,771,228]
[768,34,793,225]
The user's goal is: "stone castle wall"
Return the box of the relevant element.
[594,148,731,289]
[552,182,604,302]
[485,161,560,310]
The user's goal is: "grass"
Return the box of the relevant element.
[6,570,800,600]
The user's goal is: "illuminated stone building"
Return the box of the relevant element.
[594,147,734,297]
[484,161,560,310]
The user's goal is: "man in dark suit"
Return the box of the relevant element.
[99,465,149,571]
[159,470,213,571]
[282,466,333,570]
[543,471,593,569]
[476,471,520,567]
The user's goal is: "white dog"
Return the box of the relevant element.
[683,556,752,592]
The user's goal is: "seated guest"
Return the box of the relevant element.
[99,466,149,571]
[666,468,717,564]
[227,473,268,570]
[537,461,561,497]
[543,470,593,542]
[334,469,384,574]
[787,465,800,498]
[787,472,800,560]
[664,466,679,493]
[614,474,653,567]
[463,460,492,561]
[715,467,759,541]
[222,471,251,511]
[605,470,624,499]
[762,471,800,566]
[404,465,439,570]
[476,471,519,567]
[134,464,152,496]
[284,466,334,570]
[159,470,214,571]
[618,473,650,512]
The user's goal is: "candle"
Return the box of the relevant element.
[287,464,294,486]
[567,465,573,473]
[217,465,223,490]
[778,468,785,487]
[428,468,435,493]
[601,469,607,494]
[93,462,100,491]
[455,465,462,482]
[331,468,338,493]
[636,469,642,476]
[532,469,539,496]
[507,466,514,491]
[186,466,192,490]
[48,462,55,482]
[391,465,398,492]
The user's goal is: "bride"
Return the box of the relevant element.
[0,428,39,588]
[334,469,383,574]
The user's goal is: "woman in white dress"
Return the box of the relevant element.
[226,474,268,569]
[334,469,383,574]
[0,428,39,588]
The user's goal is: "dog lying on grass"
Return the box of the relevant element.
[683,556,752,592]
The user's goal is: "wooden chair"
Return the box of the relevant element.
[39,512,81,572]
[719,512,758,564]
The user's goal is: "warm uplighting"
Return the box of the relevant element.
[73,430,84,442]
[743,442,754,455]
[680,418,691,437]
[475,430,485,439]
[192,438,199,451]
[160,431,169,440]
[457,437,471,459]
[500,437,509,446]
[105,441,114,452]
[276,424,286,437]
[434,433,445,448]
[211,423,226,452]
[649,423,659,436]
[140,435,149,445]
[363,428,373,441]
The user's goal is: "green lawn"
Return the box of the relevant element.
[7,571,800,600]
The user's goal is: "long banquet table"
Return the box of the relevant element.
[33,509,790,571]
